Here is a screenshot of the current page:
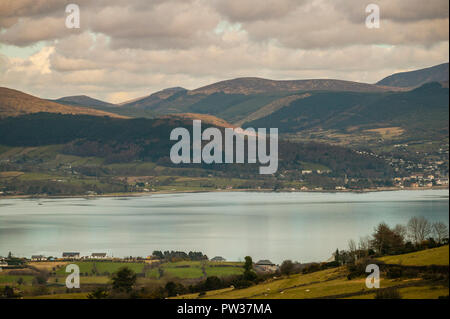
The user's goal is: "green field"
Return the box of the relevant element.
[205,266,244,277]
[160,261,204,279]
[163,267,204,279]
[55,261,146,276]
[145,268,160,279]
[0,275,34,285]
[378,246,449,266]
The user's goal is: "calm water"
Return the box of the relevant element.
[0,190,448,263]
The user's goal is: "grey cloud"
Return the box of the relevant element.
[0,16,82,47]
[88,1,220,49]
[241,3,449,49]
[332,0,449,23]
[0,0,448,49]
[212,0,303,22]
[0,0,448,102]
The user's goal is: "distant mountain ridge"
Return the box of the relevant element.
[189,77,393,95]
[53,95,116,108]
[113,78,404,123]
[117,87,187,107]
[377,62,449,88]
[48,63,448,124]
[123,87,188,109]
[4,63,447,146]
[0,88,127,119]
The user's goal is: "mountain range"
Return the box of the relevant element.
[1,62,448,146]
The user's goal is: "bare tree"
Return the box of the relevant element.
[348,239,357,260]
[359,236,370,253]
[393,224,407,242]
[432,222,449,244]
[407,217,432,244]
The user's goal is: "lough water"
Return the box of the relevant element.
[0,190,448,263]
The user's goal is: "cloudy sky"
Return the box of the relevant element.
[0,0,448,103]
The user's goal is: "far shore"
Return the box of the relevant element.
[0,185,448,200]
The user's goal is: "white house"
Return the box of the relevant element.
[62,252,80,259]
[91,253,107,259]
[255,260,279,273]
[31,255,47,261]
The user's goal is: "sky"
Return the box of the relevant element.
[0,0,448,103]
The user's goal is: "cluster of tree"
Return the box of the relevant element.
[3,252,26,266]
[335,217,449,265]
[151,250,207,262]
[88,266,137,299]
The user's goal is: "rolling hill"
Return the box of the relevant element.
[0,87,127,119]
[115,78,400,123]
[189,77,393,95]
[112,66,445,128]
[3,62,447,147]
[242,82,449,141]
[53,95,117,108]
[377,62,449,88]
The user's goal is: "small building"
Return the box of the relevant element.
[255,260,279,273]
[91,253,107,259]
[62,252,80,259]
[256,260,275,266]
[31,255,46,261]
[211,256,226,262]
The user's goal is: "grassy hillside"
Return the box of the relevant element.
[174,246,449,299]
[378,245,449,266]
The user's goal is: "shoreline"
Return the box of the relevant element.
[0,186,448,200]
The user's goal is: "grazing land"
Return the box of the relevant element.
[377,245,449,266]
[173,246,449,299]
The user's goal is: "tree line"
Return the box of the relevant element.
[335,217,449,265]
